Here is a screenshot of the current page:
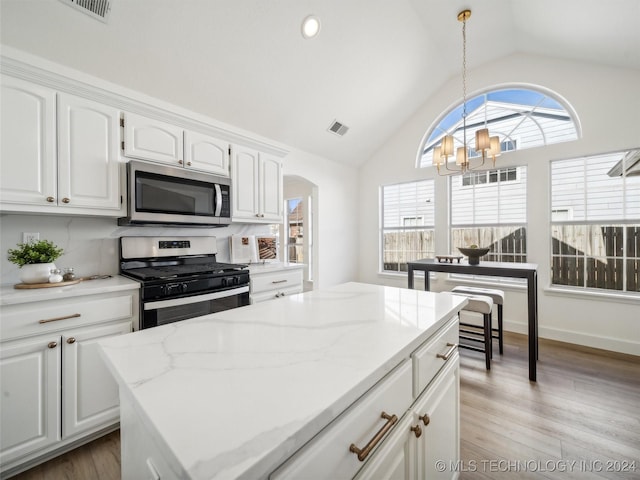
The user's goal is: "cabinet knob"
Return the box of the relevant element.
[410,424,422,438]
[255,213,261,217]
[419,413,430,426]
[46,196,55,203]
[178,160,183,165]
[47,341,58,349]
[62,197,70,204]
[66,337,76,344]
[187,161,192,166]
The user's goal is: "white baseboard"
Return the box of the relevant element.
[504,320,640,356]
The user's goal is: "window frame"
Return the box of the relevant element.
[380,179,435,274]
[449,166,528,285]
[549,149,640,295]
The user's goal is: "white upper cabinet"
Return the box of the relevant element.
[122,112,183,165]
[0,76,57,206]
[184,130,230,176]
[231,145,283,223]
[260,154,284,221]
[0,76,122,215]
[123,112,230,175]
[57,94,121,211]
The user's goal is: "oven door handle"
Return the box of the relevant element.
[143,286,249,310]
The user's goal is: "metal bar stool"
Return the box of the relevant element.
[452,286,505,354]
[454,294,493,370]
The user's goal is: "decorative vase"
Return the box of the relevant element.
[19,263,56,284]
[457,247,490,265]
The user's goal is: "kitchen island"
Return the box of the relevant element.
[99,282,467,479]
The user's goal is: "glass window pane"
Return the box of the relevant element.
[550,149,640,293]
[419,87,578,168]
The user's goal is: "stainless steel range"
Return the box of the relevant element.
[119,236,250,329]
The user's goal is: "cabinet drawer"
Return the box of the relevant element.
[0,294,134,341]
[251,285,302,303]
[251,269,302,294]
[412,316,459,398]
[271,360,413,480]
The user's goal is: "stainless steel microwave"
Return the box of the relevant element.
[118,160,231,227]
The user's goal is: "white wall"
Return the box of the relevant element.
[357,53,640,355]
[283,149,359,289]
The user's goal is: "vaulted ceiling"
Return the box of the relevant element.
[1,0,638,167]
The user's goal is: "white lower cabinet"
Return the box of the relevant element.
[0,290,138,476]
[271,316,460,480]
[354,356,460,480]
[119,393,184,480]
[0,335,62,465]
[250,267,303,303]
[62,321,132,438]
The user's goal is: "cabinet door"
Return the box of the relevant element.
[123,112,183,166]
[62,321,132,438]
[353,413,416,480]
[231,145,260,221]
[414,356,460,480]
[260,154,283,222]
[57,94,122,211]
[0,336,61,465]
[0,76,57,206]
[184,130,229,175]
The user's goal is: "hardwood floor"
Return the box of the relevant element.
[459,333,640,480]
[9,333,640,479]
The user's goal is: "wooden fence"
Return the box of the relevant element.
[552,225,640,292]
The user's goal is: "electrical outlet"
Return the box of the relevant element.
[23,232,40,244]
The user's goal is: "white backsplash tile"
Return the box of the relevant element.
[0,214,272,286]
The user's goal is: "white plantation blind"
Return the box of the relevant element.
[451,167,527,226]
[551,153,640,221]
[383,180,435,228]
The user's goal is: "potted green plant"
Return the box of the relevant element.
[7,239,64,284]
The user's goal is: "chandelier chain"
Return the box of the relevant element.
[462,17,467,119]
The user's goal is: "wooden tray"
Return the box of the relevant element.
[14,279,81,289]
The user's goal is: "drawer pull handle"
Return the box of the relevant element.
[67,337,76,344]
[436,342,458,361]
[410,424,422,438]
[419,413,430,426]
[39,313,81,324]
[349,411,398,462]
[271,280,288,284]
[48,341,58,349]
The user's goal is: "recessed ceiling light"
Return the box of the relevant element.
[301,15,321,39]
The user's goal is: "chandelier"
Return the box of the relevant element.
[433,10,500,175]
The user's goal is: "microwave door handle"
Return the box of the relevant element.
[214,184,222,216]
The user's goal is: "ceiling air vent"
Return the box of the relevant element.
[327,120,349,137]
[58,0,112,23]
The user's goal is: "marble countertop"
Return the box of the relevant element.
[99,282,466,480]
[0,275,140,305]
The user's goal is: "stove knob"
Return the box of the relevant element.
[233,276,240,285]
[181,283,188,293]
[221,277,228,287]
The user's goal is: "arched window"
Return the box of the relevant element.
[417,86,580,168]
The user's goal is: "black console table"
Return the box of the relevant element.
[407,259,539,381]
